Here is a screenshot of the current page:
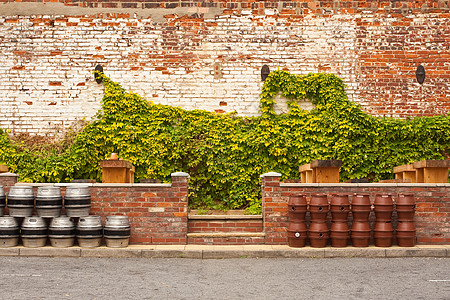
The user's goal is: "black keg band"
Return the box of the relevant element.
[49,229,76,236]
[0,229,20,236]
[76,229,103,237]
[36,200,63,206]
[21,229,48,236]
[64,199,91,206]
[7,199,34,206]
[104,229,131,237]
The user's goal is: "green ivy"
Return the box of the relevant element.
[0,70,448,214]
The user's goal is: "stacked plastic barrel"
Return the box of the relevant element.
[0,185,130,248]
[395,194,416,247]
[287,193,416,248]
[351,194,371,247]
[330,194,350,247]
[308,195,329,247]
[287,194,307,247]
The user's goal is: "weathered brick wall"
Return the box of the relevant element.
[261,173,450,245]
[1,1,449,135]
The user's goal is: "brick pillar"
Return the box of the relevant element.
[261,172,288,244]
[0,172,18,192]
[165,171,189,244]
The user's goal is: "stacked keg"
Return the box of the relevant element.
[308,194,329,248]
[350,194,372,247]
[21,217,48,247]
[330,194,350,247]
[0,186,5,216]
[36,186,63,217]
[104,216,131,248]
[0,216,20,247]
[64,186,91,217]
[287,194,307,247]
[77,215,103,247]
[7,186,34,217]
[395,194,416,247]
[49,216,76,247]
[373,194,394,247]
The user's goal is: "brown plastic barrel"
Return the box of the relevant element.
[351,194,371,222]
[309,222,329,248]
[330,194,350,222]
[287,222,307,248]
[351,222,371,247]
[396,194,415,222]
[288,194,307,222]
[374,221,393,247]
[330,221,349,247]
[396,221,416,247]
[309,195,329,223]
[373,194,393,222]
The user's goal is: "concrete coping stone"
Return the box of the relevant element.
[14,182,172,188]
[0,172,19,177]
[171,172,190,178]
[260,172,282,178]
[0,245,448,259]
[279,183,450,188]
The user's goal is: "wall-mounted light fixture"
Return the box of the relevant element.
[416,65,425,84]
[261,65,270,81]
[94,64,103,84]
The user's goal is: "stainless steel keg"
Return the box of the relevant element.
[0,216,19,247]
[64,186,91,217]
[36,186,62,218]
[104,215,131,248]
[76,215,103,247]
[0,186,5,216]
[21,216,48,247]
[7,186,34,217]
[49,216,76,247]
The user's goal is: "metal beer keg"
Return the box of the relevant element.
[7,186,34,217]
[21,216,48,247]
[49,216,76,247]
[36,186,62,217]
[64,186,91,217]
[0,216,19,247]
[76,215,103,247]
[0,186,5,216]
[104,215,131,248]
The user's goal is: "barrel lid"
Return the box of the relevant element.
[77,215,102,228]
[21,217,47,228]
[8,186,34,197]
[0,216,19,227]
[50,216,75,228]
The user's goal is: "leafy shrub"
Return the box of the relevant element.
[1,70,448,213]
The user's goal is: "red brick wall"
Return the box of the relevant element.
[2,1,449,135]
[262,173,450,245]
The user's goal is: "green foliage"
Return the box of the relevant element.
[0,70,448,214]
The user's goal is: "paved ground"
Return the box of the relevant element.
[0,256,449,299]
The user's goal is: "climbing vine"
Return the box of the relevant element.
[0,70,448,214]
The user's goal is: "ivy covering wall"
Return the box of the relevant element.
[0,70,449,213]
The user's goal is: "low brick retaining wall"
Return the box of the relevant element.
[261,172,450,245]
[0,172,189,245]
[1,172,449,245]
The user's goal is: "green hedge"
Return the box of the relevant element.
[0,70,448,213]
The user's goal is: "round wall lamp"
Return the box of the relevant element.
[94,64,104,84]
[416,65,425,84]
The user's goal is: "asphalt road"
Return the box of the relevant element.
[0,257,449,299]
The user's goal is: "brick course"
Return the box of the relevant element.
[1,1,449,135]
